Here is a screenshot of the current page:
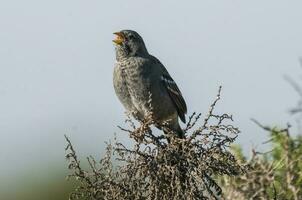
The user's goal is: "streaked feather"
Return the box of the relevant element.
[161,74,187,123]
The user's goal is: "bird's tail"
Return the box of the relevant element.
[163,123,185,139]
[176,124,185,139]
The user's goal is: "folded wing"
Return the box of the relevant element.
[161,74,187,123]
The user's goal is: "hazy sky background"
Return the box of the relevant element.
[1,0,302,188]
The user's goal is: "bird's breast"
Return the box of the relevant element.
[119,59,152,112]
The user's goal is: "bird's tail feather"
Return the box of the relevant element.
[176,125,185,139]
[163,124,185,139]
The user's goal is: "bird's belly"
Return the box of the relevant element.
[128,77,176,122]
[113,65,137,115]
[127,78,150,117]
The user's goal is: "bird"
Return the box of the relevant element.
[112,30,187,138]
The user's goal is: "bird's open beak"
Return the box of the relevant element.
[113,32,125,45]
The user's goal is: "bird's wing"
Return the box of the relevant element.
[147,58,187,124]
[161,73,187,123]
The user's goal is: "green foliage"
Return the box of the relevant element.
[221,124,302,200]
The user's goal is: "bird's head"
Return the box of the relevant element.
[113,30,148,60]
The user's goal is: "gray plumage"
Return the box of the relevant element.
[113,30,187,138]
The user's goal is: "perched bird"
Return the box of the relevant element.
[112,30,187,138]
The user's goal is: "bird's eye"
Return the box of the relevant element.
[128,34,135,40]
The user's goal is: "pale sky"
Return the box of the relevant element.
[1,0,302,184]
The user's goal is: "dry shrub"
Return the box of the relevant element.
[65,87,246,200]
